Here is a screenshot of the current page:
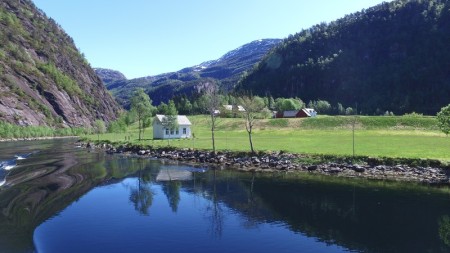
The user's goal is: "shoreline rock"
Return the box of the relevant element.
[79,141,450,185]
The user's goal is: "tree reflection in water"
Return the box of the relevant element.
[129,159,154,215]
[439,215,450,247]
[161,180,181,212]
[204,169,224,238]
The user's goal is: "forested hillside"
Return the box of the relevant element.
[237,0,450,115]
[0,0,121,127]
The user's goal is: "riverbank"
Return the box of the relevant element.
[80,141,450,184]
[0,136,79,142]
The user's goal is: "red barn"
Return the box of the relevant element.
[276,108,317,118]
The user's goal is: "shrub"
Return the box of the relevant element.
[37,62,83,97]
[437,104,450,135]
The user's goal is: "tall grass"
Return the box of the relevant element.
[0,121,87,139]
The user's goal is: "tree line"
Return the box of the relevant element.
[168,92,358,116]
[105,85,361,153]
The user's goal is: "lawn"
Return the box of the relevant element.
[84,115,450,161]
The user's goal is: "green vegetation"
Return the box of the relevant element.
[93,120,106,141]
[238,95,266,153]
[0,121,87,139]
[238,0,450,115]
[130,88,155,141]
[274,97,304,111]
[37,62,83,97]
[301,115,438,130]
[437,104,450,135]
[83,115,450,161]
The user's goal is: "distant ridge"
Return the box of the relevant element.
[98,39,281,107]
[94,68,127,85]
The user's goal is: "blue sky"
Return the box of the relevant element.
[32,0,390,79]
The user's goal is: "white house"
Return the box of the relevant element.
[153,114,192,139]
[217,104,246,117]
[223,104,246,112]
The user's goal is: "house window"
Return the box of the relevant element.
[170,129,174,135]
[176,129,179,135]
[183,128,187,135]
[165,128,169,135]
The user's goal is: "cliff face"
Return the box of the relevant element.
[0,0,121,127]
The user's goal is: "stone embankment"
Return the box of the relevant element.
[82,142,450,184]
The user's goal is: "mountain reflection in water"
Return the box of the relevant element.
[1,139,450,253]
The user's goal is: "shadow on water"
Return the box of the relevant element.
[1,139,450,252]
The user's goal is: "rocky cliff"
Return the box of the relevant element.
[0,0,121,127]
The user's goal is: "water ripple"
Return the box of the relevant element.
[0,152,35,186]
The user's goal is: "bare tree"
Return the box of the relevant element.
[129,160,154,215]
[238,95,266,154]
[204,82,221,154]
[205,169,224,238]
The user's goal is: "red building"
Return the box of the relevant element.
[275,108,317,118]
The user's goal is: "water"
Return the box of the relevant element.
[1,139,450,253]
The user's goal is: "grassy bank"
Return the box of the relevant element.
[0,121,87,139]
[83,115,450,161]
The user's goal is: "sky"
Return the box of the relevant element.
[32,0,390,79]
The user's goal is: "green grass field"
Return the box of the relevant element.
[84,115,450,161]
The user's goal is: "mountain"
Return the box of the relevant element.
[102,39,281,107]
[0,0,121,127]
[237,0,450,115]
[94,68,127,87]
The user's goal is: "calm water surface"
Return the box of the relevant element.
[1,139,450,253]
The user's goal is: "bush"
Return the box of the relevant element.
[437,104,450,135]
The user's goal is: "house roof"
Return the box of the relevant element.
[156,169,192,181]
[154,114,192,125]
[302,108,317,116]
[237,105,246,112]
[281,108,317,118]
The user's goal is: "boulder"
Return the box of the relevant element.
[308,165,318,171]
[353,165,365,173]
